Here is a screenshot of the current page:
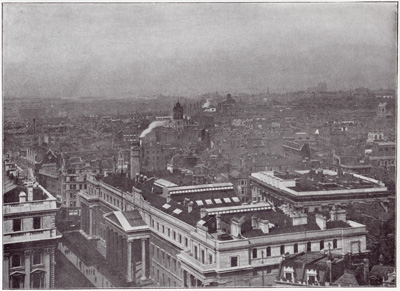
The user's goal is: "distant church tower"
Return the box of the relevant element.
[173,101,184,120]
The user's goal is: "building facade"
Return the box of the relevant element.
[250,169,390,211]
[3,173,61,289]
[77,173,370,287]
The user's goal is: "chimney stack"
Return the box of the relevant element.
[216,214,221,231]
[251,215,258,228]
[330,206,347,221]
[188,201,193,213]
[19,192,27,203]
[315,213,327,230]
[230,219,241,237]
[292,212,308,225]
[27,183,33,201]
[130,146,140,180]
[259,219,270,234]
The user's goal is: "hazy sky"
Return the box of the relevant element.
[3,3,397,98]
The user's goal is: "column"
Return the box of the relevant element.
[183,270,187,288]
[110,231,114,265]
[24,250,31,288]
[3,253,10,289]
[81,204,86,233]
[89,206,94,237]
[127,240,133,282]
[106,228,110,261]
[112,232,117,267]
[187,272,192,288]
[44,248,51,288]
[141,238,147,280]
[122,238,127,275]
[145,238,151,279]
[118,235,123,270]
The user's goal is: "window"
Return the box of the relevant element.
[173,231,176,240]
[252,248,257,258]
[209,254,213,264]
[294,243,298,253]
[307,242,312,252]
[280,245,285,255]
[266,247,271,257]
[33,217,41,230]
[13,219,22,232]
[179,234,182,244]
[194,246,198,260]
[168,228,170,237]
[32,252,42,265]
[320,240,324,250]
[10,273,24,288]
[162,225,165,233]
[333,239,337,249]
[201,250,205,264]
[231,256,238,267]
[185,238,188,247]
[31,271,45,288]
[12,254,22,267]
[285,272,292,281]
[308,274,316,285]
[157,223,159,231]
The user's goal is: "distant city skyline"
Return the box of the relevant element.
[3,2,397,99]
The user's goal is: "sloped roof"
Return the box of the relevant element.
[105,210,147,232]
[334,270,359,286]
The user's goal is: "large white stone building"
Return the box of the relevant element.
[77,172,370,287]
[3,169,61,289]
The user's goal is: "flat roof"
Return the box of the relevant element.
[251,170,387,197]
[154,179,178,188]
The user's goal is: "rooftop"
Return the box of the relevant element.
[4,181,49,204]
[105,210,148,232]
[219,207,351,238]
[251,169,387,195]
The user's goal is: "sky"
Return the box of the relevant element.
[3,2,397,98]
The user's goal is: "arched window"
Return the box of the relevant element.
[294,243,298,253]
[320,240,324,250]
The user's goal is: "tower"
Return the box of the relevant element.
[130,146,140,179]
[173,101,184,120]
